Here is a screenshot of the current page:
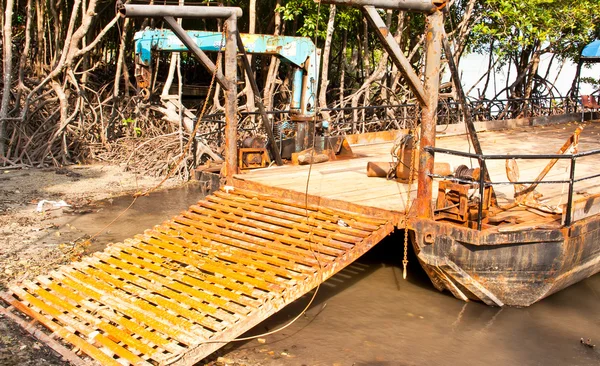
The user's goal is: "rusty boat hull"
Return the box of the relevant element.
[410,215,600,307]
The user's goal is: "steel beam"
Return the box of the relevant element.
[236,33,284,166]
[224,15,239,185]
[362,6,427,107]
[163,17,231,91]
[118,4,243,19]
[416,10,443,219]
[441,34,496,206]
[316,0,446,13]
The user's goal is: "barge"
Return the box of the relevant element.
[2,1,599,365]
[239,117,600,307]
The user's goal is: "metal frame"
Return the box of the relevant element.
[120,4,247,183]
[316,0,447,13]
[425,146,600,229]
[322,0,447,220]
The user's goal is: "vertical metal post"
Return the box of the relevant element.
[416,10,443,219]
[565,157,577,227]
[235,33,284,166]
[478,157,485,231]
[223,15,238,185]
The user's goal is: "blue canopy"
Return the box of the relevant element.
[582,40,600,61]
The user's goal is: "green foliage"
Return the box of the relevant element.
[122,118,142,137]
[121,117,135,126]
[273,1,362,40]
[472,0,600,61]
[581,77,600,92]
[276,0,328,39]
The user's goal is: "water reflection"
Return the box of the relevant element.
[56,183,204,252]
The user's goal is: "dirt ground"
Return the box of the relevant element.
[0,164,184,365]
[0,164,184,292]
[0,164,261,366]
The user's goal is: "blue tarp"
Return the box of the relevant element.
[582,40,600,61]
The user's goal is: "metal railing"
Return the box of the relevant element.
[467,96,580,121]
[193,96,584,147]
[424,146,600,230]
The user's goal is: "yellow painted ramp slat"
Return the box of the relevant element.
[1,188,394,366]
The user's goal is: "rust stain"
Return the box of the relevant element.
[2,188,394,366]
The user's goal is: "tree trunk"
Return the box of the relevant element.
[453,0,477,63]
[318,5,336,121]
[110,17,131,143]
[362,18,369,81]
[35,0,44,73]
[162,53,179,96]
[15,0,33,111]
[242,0,257,122]
[0,0,15,157]
[390,11,406,98]
[339,29,347,109]
[524,47,542,99]
[264,0,282,112]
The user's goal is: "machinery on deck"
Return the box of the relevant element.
[134,29,323,159]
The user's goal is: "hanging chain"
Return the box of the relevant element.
[402,130,417,280]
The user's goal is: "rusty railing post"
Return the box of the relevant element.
[477,157,485,230]
[565,156,577,227]
[224,14,239,185]
[416,10,443,219]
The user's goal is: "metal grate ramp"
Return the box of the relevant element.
[1,187,394,366]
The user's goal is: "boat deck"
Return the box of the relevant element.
[239,121,600,217]
[1,121,599,365]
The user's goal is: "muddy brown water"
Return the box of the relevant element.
[56,183,205,253]
[51,186,600,365]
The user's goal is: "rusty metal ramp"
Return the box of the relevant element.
[1,187,394,366]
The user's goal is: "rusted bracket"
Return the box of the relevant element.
[235,33,284,166]
[361,6,427,107]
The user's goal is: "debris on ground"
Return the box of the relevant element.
[0,164,180,365]
[581,338,596,348]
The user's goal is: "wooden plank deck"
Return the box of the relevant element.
[238,121,600,212]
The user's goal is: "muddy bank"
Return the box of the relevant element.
[0,312,69,366]
[0,164,203,366]
[0,164,185,292]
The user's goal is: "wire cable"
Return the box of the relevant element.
[166,5,327,364]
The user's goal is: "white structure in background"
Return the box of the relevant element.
[458,53,600,99]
